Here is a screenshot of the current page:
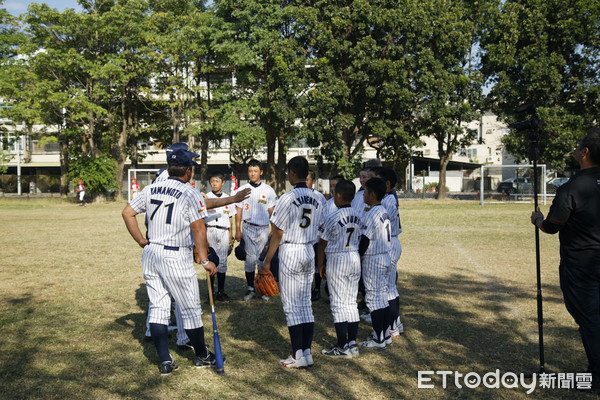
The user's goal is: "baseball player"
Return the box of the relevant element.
[206,171,234,301]
[318,180,362,358]
[351,168,370,212]
[306,170,327,301]
[122,147,219,375]
[377,168,404,337]
[358,177,392,350]
[145,143,249,349]
[131,178,140,199]
[76,179,86,207]
[324,175,343,218]
[262,156,324,368]
[234,159,277,301]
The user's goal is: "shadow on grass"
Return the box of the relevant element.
[0,270,593,399]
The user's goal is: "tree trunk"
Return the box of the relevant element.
[200,133,209,193]
[265,123,277,189]
[438,152,451,200]
[59,138,69,198]
[276,135,287,195]
[114,93,128,201]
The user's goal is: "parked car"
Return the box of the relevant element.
[546,177,569,193]
[497,177,532,194]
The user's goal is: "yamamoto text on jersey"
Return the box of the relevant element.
[150,186,183,199]
[291,195,321,208]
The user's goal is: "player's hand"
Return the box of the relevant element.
[138,238,149,248]
[531,207,544,226]
[319,264,326,279]
[203,261,217,276]
[232,187,251,203]
[235,230,242,242]
[260,262,270,273]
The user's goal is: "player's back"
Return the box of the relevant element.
[361,205,391,255]
[272,187,323,244]
[321,206,362,253]
[133,177,206,247]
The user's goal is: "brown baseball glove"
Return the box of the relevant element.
[254,270,279,297]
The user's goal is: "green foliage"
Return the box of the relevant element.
[67,156,118,196]
[482,0,600,171]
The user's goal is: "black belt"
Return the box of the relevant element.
[244,221,267,227]
[207,225,229,230]
[164,246,180,251]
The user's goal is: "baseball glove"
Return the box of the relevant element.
[254,270,279,297]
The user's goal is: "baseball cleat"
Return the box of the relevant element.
[384,335,392,345]
[159,360,179,375]
[305,353,314,366]
[347,344,360,358]
[359,337,386,350]
[279,355,308,369]
[177,341,194,350]
[215,291,231,301]
[389,327,402,338]
[243,289,256,301]
[321,345,352,359]
[194,350,217,368]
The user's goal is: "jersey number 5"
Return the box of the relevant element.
[299,208,312,229]
[150,199,175,224]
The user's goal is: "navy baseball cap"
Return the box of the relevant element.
[166,142,189,161]
[167,148,200,167]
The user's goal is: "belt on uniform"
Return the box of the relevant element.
[207,225,229,230]
[243,221,267,227]
[164,246,180,251]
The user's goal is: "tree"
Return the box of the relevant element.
[482,0,600,171]
[296,0,424,180]
[215,0,307,193]
[409,0,485,199]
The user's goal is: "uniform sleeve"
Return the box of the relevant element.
[270,195,290,230]
[267,187,277,208]
[320,213,335,242]
[130,186,148,213]
[185,191,208,224]
[361,212,375,240]
[544,184,572,231]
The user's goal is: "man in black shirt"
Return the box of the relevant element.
[531,128,600,390]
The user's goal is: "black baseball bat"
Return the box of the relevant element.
[206,271,225,375]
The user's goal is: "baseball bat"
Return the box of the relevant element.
[206,270,225,375]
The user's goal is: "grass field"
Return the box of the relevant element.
[0,198,597,399]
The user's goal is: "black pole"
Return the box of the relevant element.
[529,126,545,374]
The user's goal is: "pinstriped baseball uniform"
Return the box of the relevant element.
[360,204,392,312]
[271,184,323,326]
[324,197,338,219]
[236,182,277,273]
[320,205,362,324]
[130,177,208,330]
[351,187,367,213]
[382,193,401,301]
[206,191,232,273]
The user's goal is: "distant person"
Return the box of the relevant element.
[131,178,140,199]
[531,128,600,393]
[76,179,86,207]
